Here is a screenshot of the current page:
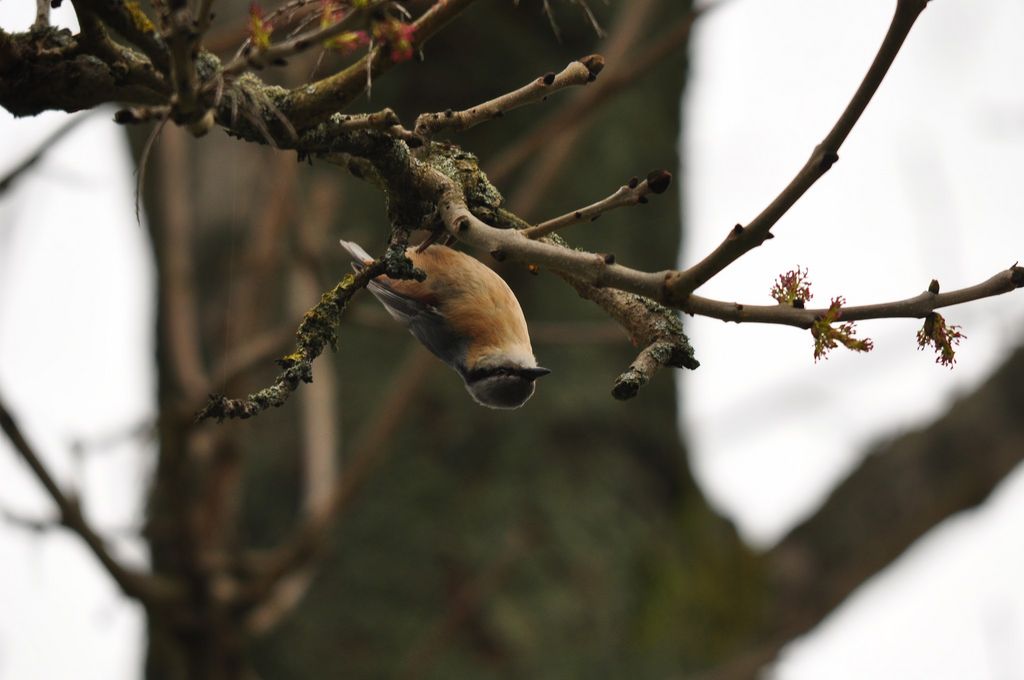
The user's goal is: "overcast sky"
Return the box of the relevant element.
[1,0,1023,678]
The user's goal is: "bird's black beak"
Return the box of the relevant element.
[520,367,552,381]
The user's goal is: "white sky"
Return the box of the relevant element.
[1,0,1023,678]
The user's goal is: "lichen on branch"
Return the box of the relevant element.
[196,262,386,422]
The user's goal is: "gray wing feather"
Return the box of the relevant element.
[366,281,468,371]
[339,240,468,371]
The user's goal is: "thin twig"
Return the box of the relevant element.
[413,55,605,136]
[521,169,671,239]
[666,0,934,301]
[491,0,694,185]
[219,3,361,77]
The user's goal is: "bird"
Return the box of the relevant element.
[340,239,550,409]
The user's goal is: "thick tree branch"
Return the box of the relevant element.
[666,0,933,302]
[71,0,169,71]
[0,28,168,116]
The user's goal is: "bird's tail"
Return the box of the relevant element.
[338,239,375,271]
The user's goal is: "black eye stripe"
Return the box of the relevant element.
[464,367,529,383]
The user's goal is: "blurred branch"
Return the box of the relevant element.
[401,525,532,679]
[704,343,1024,679]
[242,346,434,630]
[158,126,212,405]
[502,0,657,216]
[0,113,92,194]
[293,180,341,516]
[211,326,295,390]
[0,394,180,604]
[244,183,344,635]
[282,0,483,127]
[414,55,605,136]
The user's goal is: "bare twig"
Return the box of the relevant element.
[0,395,180,604]
[666,0,933,302]
[433,172,669,299]
[413,55,605,136]
[521,169,671,239]
[492,0,685,186]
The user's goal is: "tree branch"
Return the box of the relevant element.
[683,266,1024,327]
[413,54,604,136]
[666,0,933,302]
[0,395,181,604]
[521,169,672,240]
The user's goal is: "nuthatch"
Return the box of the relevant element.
[340,240,550,409]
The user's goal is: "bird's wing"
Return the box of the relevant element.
[366,280,469,371]
[339,239,469,371]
